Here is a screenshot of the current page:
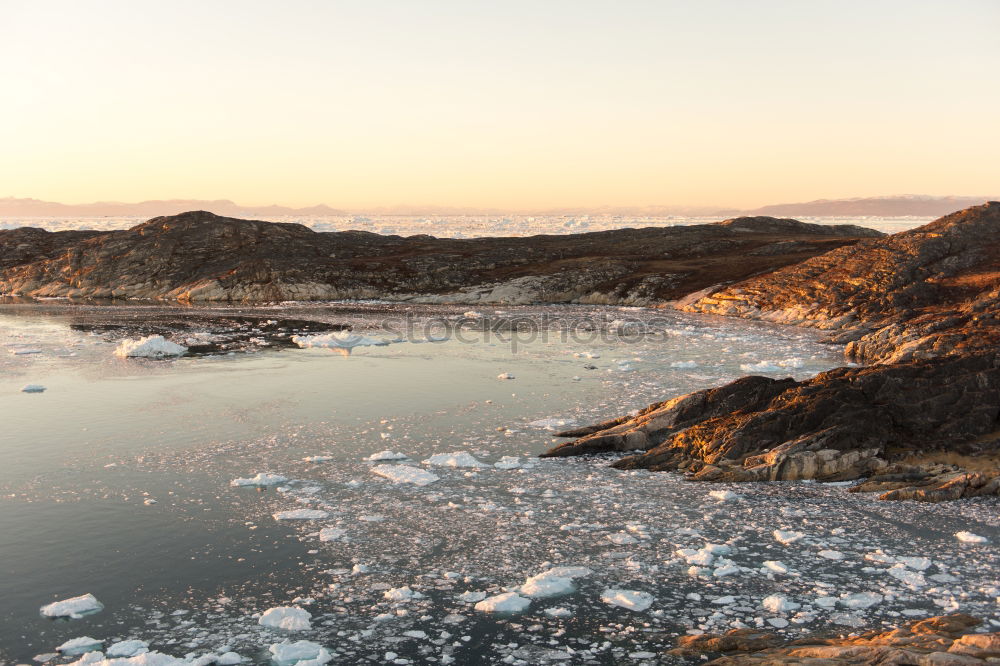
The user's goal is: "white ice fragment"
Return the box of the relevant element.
[291,332,388,353]
[371,464,439,486]
[709,490,740,502]
[600,589,653,611]
[773,530,804,545]
[384,586,424,602]
[302,456,333,463]
[40,594,104,619]
[230,473,288,487]
[713,563,741,577]
[839,592,882,609]
[544,607,573,618]
[496,373,515,380]
[422,451,489,468]
[762,595,800,614]
[114,336,187,358]
[955,531,989,544]
[896,556,932,571]
[106,641,149,658]
[766,618,789,628]
[494,456,523,469]
[21,384,47,393]
[888,565,927,588]
[456,591,487,603]
[712,596,736,605]
[527,418,577,430]
[520,571,575,598]
[318,528,346,542]
[762,561,789,575]
[259,606,313,631]
[217,653,242,665]
[268,639,332,666]
[474,592,531,613]
[57,637,103,655]
[740,360,781,373]
[818,550,844,560]
[607,532,639,546]
[273,509,329,521]
[669,360,698,368]
[365,450,409,462]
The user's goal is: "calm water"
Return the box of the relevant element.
[1,303,997,664]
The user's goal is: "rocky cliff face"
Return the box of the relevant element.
[0,227,103,270]
[0,210,880,303]
[544,203,1000,501]
[683,201,1000,364]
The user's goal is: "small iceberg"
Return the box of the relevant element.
[474,591,531,613]
[106,640,149,658]
[423,451,489,468]
[371,464,439,486]
[955,531,989,544]
[268,640,332,666]
[291,332,389,355]
[114,336,187,358]
[40,593,104,619]
[259,606,312,631]
[273,509,329,521]
[365,450,409,462]
[230,473,287,487]
[21,384,47,393]
[57,637,103,655]
[600,589,653,611]
[496,372,515,380]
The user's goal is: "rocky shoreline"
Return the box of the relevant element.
[544,202,1000,502]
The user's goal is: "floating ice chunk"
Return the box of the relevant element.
[762,561,789,574]
[527,418,577,430]
[818,550,844,560]
[762,595,800,614]
[896,556,932,571]
[302,456,333,463]
[544,607,573,618]
[496,373,515,380]
[114,336,187,358]
[839,592,882,609]
[778,358,805,368]
[709,490,740,502]
[57,637,103,655]
[21,384,47,393]
[291,332,388,354]
[456,591,487,603]
[774,530,804,545]
[474,592,531,613]
[712,595,736,605]
[217,653,242,665]
[371,464,439,486]
[384,586,423,602]
[955,531,989,544]
[520,571,576,598]
[259,606,312,631]
[10,348,42,355]
[423,451,489,468]
[106,641,149,658]
[545,566,592,578]
[40,593,104,619]
[318,528,346,542]
[494,456,522,469]
[600,589,653,611]
[365,450,409,462]
[713,562,741,577]
[864,550,896,565]
[766,618,789,628]
[273,509,329,521]
[888,565,927,588]
[268,639,332,666]
[669,360,698,368]
[230,473,287,487]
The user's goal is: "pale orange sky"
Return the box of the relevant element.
[1,1,998,210]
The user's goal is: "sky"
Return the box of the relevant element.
[1,0,998,211]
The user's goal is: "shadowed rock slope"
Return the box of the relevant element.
[0,211,879,303]
[544,203,1000,501]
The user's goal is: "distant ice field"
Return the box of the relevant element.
[0,214,932,237]
[0,303,996,664]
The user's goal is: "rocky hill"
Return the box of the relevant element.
[0,210,879,303]
[544,203,1000,502]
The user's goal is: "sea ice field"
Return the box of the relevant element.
[1,302,997,665]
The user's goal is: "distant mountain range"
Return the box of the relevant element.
[0,195,995,218]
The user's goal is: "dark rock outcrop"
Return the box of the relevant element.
[544,203,1000,501]
[0,227,104,270]
[673,613,1000,664]
[0,211,880,303]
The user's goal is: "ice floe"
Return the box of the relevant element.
[600,589,653,611]
[370,464,439,486]
[40,593,104,619]
[105,641,149,658]
[114,336,187,358]
[291,332,389,354]
[474,592,531,613]
[57,637,103,655]
[422,451,489,468]
[956,531,989,544]
[774,529,804,545]
[272,509,329,521]
[364,450,409,462]
[230,473,288,487]
[259,606,313,631]
[268,640,332,666]
[21,384,47,393]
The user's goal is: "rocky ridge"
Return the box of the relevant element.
[544,203,1000,502]
[0,211,879,304]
